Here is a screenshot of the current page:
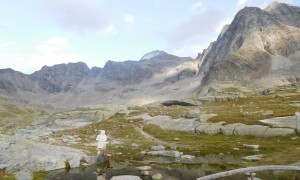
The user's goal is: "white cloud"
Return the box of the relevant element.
[237,0,248,7]
[104,24,117,34]
[190,2,203,12]
[261,0,293,8]
[35,36,71,54]
[28,54,83,72]
[0,37,83,74]
[124,14,135,24]
[0,24,6,32]
[171,44,209,58]
[44,0,110,32]
[32,37,82,70]
[160,8,226,58]
[236,0,293,9]
[0,43,10,50]
[162,8,224,48]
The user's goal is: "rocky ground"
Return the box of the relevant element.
[0,84,300,179]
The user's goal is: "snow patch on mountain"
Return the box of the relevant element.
[140,50,168,61]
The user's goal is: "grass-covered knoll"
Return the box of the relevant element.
[51,113,157,161]
[0,98,46,135]
[202,92,300,125]
[48,84,300,166]
[129,85,300,126]
[143,124,300,163]
[129,106,189,119]
[52,112,300,165]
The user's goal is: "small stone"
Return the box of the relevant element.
[262,110,273,116]
[116,152,123,155]
[151,145,165,151]
[232,147,240,151]
[132,143,139,147]
[136,166,152,171]
[141,170,150,176]
[170,145,177,150]
[241,155,263,161]
[174,138,179,141]
[82,163,89,166]
[152,174,162,180]
[245,172,256,176]
[180,155,195,160]
[243,144,259,149]
[140,151,147,155]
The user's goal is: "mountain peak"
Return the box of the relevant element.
[264,2,290,12]
[140,50,168,61]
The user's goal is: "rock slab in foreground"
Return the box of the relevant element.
[110,175,142,180]
[0,134,94,176]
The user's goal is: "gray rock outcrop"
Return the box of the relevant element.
[195,122,225,134]
[196,122,295,137]
[0,134,94,176]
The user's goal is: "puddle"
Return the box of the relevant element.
[43,154,300,180]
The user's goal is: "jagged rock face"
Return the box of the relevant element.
[0,51,198,107]
[101,53,193,84]
[102,60,153,84]
[200,2,300,84]
[30,62,90,93]
[0,69,35,94]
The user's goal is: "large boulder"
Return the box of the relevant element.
[184,109,202,119]
[195,123,211,134]
[220,123,243,135]
[203,122,225,134]
[147,150,182,158]
[264,128,295,137]
[234,124,269,136]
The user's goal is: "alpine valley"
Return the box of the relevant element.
[1,2,300,180]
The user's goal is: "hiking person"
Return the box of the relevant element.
[96,130,108,155]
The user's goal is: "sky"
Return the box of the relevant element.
[0,0,299,74]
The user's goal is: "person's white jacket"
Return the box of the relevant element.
[96,130,108,150]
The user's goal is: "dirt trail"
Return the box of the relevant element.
[131,124,171,146]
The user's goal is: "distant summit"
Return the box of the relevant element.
[140,50,168,61]
[198,2,300,85]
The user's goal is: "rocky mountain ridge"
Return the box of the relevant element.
[198,2,300,86]
[0,2,299,107]
[0,51,199,108]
